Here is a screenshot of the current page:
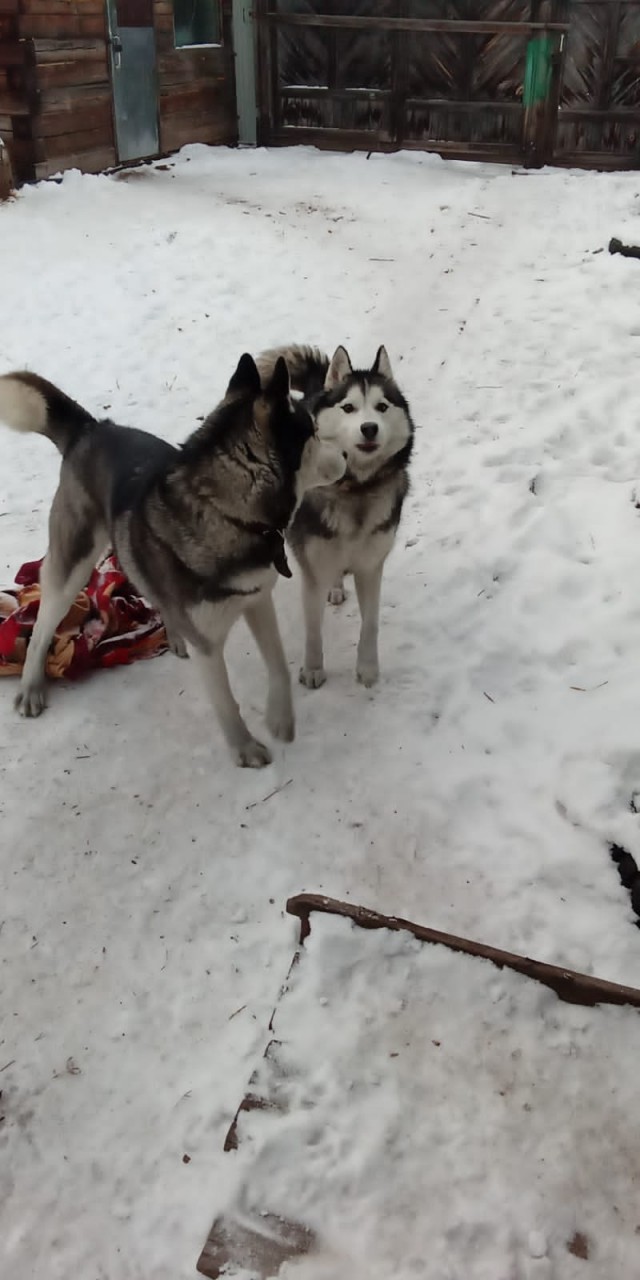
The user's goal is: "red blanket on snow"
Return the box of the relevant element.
[0,553,168,680]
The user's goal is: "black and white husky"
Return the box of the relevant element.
[0,354,346,767]
[257,344,414,689]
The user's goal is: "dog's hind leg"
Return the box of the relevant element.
[192,642,272,768]
[244,592,294,743]
[354,560,384,688]
[16,494,105,716]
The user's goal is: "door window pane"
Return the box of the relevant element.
[173,0,220,47]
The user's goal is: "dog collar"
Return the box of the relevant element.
[238,519,292,579]
[270,530,292,578]
[253,525,291,578]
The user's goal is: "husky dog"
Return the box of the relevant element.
[0,354,346,766]
[257,344,414,689]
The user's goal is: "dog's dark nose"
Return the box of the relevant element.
[361,422,378,441]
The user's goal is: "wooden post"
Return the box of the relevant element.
[232,0,258,145]
[0,139,13,200]
[522,26,561,166]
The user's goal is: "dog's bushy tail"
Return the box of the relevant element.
[256,345,329,398]
[0,371,94,454]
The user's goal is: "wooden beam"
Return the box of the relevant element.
[0,11,18,36]
[286,894,640,1009]
[4,132,35,180]
[35,57,109,89]
[34,141,115,178]
[268,125,523,161]
[558,105,640,122]
[552,151,640,169]
[33,37,105,54]
[159,112,236,151]
[254,13,568,35]
[31,122,112,159]
[20,0,104,9]
[0,41,28,67]
[0,136,13,199]
[0,88,30,113]
[280,85,525,116]
[34,99,112,137]
[34,43,108,63]
[158,85,222,114]
[37,81,111,106]
[20,13,106,37]
[157,47,226,85]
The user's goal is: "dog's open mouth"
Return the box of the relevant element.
[357,442,379,453]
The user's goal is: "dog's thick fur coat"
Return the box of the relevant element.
[0,355,346,766]
[257,344,414,688]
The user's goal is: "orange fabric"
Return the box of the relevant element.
[0,553,168,680]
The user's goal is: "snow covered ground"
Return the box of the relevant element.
[2,145,640,1279]
[231,913,640,1279]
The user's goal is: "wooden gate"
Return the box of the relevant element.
[253,0,640,168]
[253,1,568,165]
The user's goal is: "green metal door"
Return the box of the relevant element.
[106,0,160,164]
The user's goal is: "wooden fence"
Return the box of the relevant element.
[253,0,640,168]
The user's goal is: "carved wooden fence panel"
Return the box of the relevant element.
[254,0,640,168]
[555,0,640,165]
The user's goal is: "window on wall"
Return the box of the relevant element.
[173,0,220,47]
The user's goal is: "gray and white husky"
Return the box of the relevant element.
[257,344,414,689]
[0,354,346,767]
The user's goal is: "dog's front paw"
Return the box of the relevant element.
[328,585,346,606]
[264,711,294,742]
[233,738,273,768]
[267,696,295,743]
[15,682,47,717]
[167,632,189,659]
[356,662,379,689]
[299,666,327,690]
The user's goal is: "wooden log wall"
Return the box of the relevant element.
[0,0,32,182]
[9,0,115,181]
[155,0,237,155]
[0,0,237,185]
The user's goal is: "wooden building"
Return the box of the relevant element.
[1,0,640,183]
[0,0,238,183]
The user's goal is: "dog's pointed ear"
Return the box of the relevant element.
[325,346,353,390]
[227,353,261,398]
[372,345,393,380]
[265,355,290,400]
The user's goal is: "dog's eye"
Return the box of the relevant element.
[377,402,389,414]
[342,403,355,414]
